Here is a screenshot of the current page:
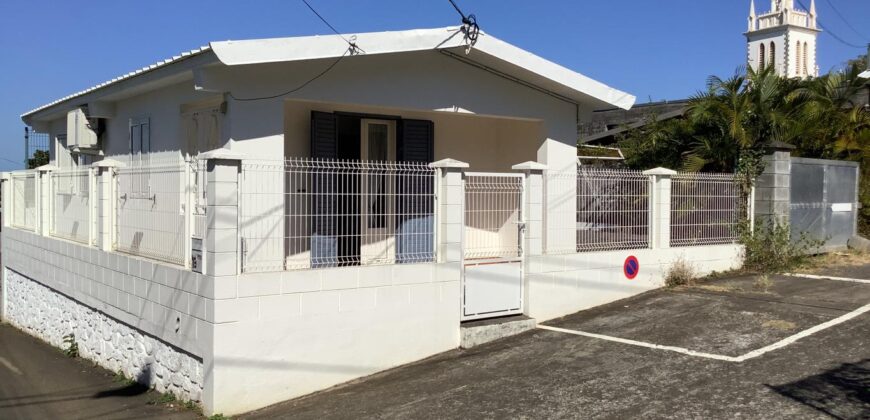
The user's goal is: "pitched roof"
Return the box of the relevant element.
[22,27,635,121]
[211,27,635,110]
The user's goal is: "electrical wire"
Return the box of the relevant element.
[228,50,349,102]
[447,0,480,51]
[821,0,868,42]
[795,0,866,49]
[227,0,361,102]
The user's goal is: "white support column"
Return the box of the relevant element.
[1,173,10,228]
[512,161,547,258]
[200,149,243,277]
[429,159,468,264]
[643,167,677,249]
[92,159,123,252]
[35,164,57,237]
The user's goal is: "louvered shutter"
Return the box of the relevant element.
[310,111,338,266]
[396,119,435,263]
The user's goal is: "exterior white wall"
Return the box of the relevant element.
[207,262,460,415]
[4,269,203,401]
[526,244,744,322]
[747,28,818,78]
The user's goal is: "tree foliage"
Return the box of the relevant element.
[615,62,870,232]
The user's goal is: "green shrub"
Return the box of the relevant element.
[741,219,822,274]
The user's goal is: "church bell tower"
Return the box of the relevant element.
[746,0,820,78]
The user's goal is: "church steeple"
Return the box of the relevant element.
[746,0,819,78]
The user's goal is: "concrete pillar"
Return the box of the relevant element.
[754,143,794,227]
[643,167,677,249]
[1,173,10,228]
[512,161,547,258]
[429,159,468,264]
[92,159,123,251]
[201,149,242,277]
[35,164,57,237]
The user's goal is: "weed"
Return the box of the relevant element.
[754,274,774,292]
[208,414,231,420]
[762,319,797,331]
[112,371,136,386]
[740,219,823,274]
[183,399,201,413]
[62,333,79,358]
[665,257,697,287]
[148,392,177,406]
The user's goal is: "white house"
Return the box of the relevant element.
[3,27,744,415]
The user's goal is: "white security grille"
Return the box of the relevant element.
[50,168,92,244]
[240,158,436,273]
[11,172,37,231]
[464,173,523,260]
[671,172,742,247]
[115,158,191,265]
[576,168,650,252]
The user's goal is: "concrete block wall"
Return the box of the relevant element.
[207,262,460,415]
[526,244,743,322]
[1,228,210,401]
[755,149,792,226]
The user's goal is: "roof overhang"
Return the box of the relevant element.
[580,107,687,144]
[210,27,635,110]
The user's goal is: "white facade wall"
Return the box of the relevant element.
[526,244,743,322]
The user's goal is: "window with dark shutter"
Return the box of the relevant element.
[396,119,435,263]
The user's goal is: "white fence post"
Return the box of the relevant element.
[429,159,468,264]
[512,162,547,257]
[35,164,57,237]
[200,149,243,276]
[643,167,677,249]
[93,159,123,252]
[1,173,9,228]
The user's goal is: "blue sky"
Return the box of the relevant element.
[1,0,868,171]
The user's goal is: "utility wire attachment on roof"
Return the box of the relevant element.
[301,0,364,54]
[448,0,480,54]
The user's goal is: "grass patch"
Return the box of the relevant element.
[148,392,177,406]
[693,284,739,293]
[762,319,797,331]
[112,371,137,386]
[207,414,231,420]
[754,274,774,293]
[741,220,822,274]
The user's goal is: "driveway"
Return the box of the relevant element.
[0,323,199,420]
[245,266,870,419]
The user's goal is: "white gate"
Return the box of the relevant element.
[462,172,524,321]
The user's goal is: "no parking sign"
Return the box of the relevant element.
[624,256,639,280]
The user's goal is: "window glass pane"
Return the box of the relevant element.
[131,125,142,155]
[368,124,388,160]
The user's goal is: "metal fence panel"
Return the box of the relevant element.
[576,168,650,252]
[789,158,858,249]
[240,158,436,273]
[115,159,190,265]
[50,168,92,244]
[464,173,523,260]
[11,172,37,231]
[670,173,741,247]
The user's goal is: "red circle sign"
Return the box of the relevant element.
[624,256,639,280]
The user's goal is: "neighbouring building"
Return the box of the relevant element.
[747,0,820,79]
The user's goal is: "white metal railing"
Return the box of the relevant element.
[115,158,192,265]
[11,172,37,231]
[576,168,650,252]
[240,158,436,273]
[670,172,742,247]
[464,173,523,260]
[49,167,93,244]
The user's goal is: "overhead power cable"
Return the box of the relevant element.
[821,0,868,42]
[447,0,480,53]
[795,0,866,49]
[228,0,361,102]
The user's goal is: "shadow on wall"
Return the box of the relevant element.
[766,358,870,419]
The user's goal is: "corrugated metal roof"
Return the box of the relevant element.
[21,46,211,119]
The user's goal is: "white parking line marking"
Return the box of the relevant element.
[0,356,23,375]
[783,273,870,284]
[540,302,870,363]
[734,302,870,362]
[537,325,740,362]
